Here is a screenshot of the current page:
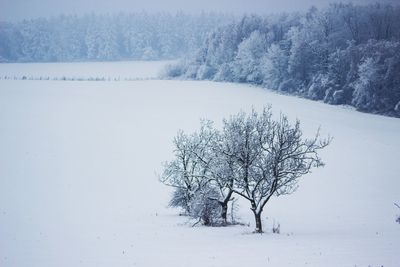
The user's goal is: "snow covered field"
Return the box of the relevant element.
[0,61,172,80]
[0,62,399,267]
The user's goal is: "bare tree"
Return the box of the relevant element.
[206,149,236,225]
[160,122,219,220]
[218,108,267,231]
[160,128,210,214]
[188,121,236,225]
[222,107,331,233]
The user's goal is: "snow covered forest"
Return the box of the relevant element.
[1,3,400,117]
[0,12,232,61]
[166,3,400,117]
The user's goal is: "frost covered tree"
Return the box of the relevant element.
[160,130,209,214]
[160,122,224,225]
[184,121,234,225]
[351,40,400,115]
[221,107,330,233]
[160,120,239,225]
[253,110,330,232]
[352,57,380,111]
[233,30,267,84]
[217,109,264,229]
[262,43,288,89]
[190,185,222,226]
[161,107,330,231]
[205,133,237,225]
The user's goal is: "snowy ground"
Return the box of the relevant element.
[0,61,172,80]
[0,62,399,267]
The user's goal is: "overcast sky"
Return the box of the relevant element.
[0,0,392,21]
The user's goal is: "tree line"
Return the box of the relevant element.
[160,107,330,233]
[165,3,400,117]
[0,12,232,62]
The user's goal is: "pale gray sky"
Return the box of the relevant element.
[0,0,390,21]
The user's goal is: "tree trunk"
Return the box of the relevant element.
[253,211,263,233]
[220,201,228,225]
[220,190,233,225]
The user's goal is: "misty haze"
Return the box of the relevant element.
[1,0,394,21]
[0,1,399,267]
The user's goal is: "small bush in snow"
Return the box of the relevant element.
[395,203,400,224]
[163,62,185,78]
[190,186,222,226]
[169,187,192,215]
[272,222,280,234]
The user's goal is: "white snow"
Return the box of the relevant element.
[0,61,173,80]
[0,62,399,267]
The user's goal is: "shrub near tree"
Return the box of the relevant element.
[160,106,331,233]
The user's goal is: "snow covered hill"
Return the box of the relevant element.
[0,63,399,266]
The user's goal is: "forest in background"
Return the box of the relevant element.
[166,3,400,117]
[1,3,400,117]
[0,12,232,62]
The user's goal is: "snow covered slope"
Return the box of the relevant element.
[0,70,399,266]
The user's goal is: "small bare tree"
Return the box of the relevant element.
[207,155,236,225]
[222,107,331,233]
[160,122,219,221]
[160,129,209,214]
[218,108,267,232]
[186,121,236,224]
